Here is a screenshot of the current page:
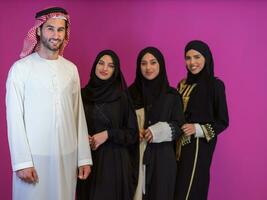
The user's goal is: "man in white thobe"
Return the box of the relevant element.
[6,7,92,200]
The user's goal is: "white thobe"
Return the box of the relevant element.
[6,53,92,200]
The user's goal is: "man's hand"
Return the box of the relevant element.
[16,167,38,184]
[78,165,91,180]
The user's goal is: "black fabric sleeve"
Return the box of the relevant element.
[201,79,229,141]
[168,92,186,141]
[107,93,139,145]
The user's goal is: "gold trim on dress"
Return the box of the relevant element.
[185,138,199,200]
[178,79,187,94]
[201,123,215,142]
[176,135,191,160]
[176,79,197,160]
[177,79,197,112]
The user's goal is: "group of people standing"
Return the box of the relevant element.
[6,6,229,200]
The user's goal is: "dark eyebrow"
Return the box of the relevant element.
[99,59,114,64]
[185,55,191,58]
[45,25,54,28]
[186,53,201,58]
[45,25,65,29]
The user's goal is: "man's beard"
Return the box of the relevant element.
[40,36,64,52]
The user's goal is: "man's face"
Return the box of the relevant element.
[37,18,66,52]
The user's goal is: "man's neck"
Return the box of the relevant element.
[37,48,59,60]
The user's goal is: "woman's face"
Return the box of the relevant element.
[140,53,160,80]
[185,49,205,75]
[95,55,115,80]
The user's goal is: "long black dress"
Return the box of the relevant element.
[129,47,185,200]
[76,50,138,200]
[175,40,229,200]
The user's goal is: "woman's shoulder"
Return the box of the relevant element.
[81,88,88,101]
[120,90,129,99]
[166,86,180,97]
[128,83,138,96]
[118,90,132,104]
[177,78,187,86]
[213,78,226,90]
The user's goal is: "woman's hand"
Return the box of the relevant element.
[90,131,108,150]
[181,123,196,136]
[139,128,145,141]
[144,128,153,143]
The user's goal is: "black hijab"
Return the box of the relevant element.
[185,40,214,84]
[129,47,170,109]
[82,50,127,104]
[184,40,215,122]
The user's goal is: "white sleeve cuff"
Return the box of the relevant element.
[78,159,93,167]
[194,123,204,138]
[13,161,34,172]
[149,122,172,143]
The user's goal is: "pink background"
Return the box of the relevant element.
[1,0,266,199]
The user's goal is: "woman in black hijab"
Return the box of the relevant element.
[76,50,138,200]
[129,47,185,200]
[175,40,229,200]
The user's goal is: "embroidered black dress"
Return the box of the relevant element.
[175,40,229,200]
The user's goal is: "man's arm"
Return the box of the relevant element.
[6,63,37,183]
[72,66,93,169]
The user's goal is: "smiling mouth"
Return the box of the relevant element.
[190,66,197,70]
[100,72,108,76]
[50,39,61,45]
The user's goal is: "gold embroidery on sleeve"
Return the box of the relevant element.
[201,123,215,142]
